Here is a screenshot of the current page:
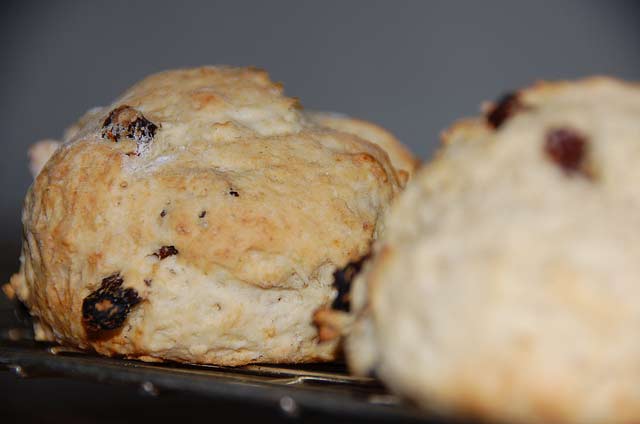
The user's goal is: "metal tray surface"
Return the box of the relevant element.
[0,325,452,423]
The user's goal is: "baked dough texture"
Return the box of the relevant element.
[305,111,419,185]
[8,66,404,365]
[346,77,640,423]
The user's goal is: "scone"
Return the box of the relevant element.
[6,66,406,365]
[305,111,419,185]
[27,112,419,182]
[346,77,640,424]
[306,111,419,342]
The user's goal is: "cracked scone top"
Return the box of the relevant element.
[8,66,405,365]
[346,78,640,424]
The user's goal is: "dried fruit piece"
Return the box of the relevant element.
[486,92,521,129]
[545,128,588,174]
[154,245,179,260]
[101,105,157,144]
[331,253,370,312]
[82,273,141,332]
[199,210,207,218]
[229,189,240,197]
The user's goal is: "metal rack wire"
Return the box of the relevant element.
[0,325,436,422]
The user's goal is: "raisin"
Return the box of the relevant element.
[545,128,587,174]
[82,273,141,332]
[154,245,179,260]
[160,209,167,217]
[486,92,521,129]
[199,210,207,218]
[331,253,370,312]
[101,105,157,144]
[129,117,157,142]
[229,189,240,197]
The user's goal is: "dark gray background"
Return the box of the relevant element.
[1,1,640,421]
[2,1,640,279]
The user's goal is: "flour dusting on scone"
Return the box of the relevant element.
[346,77,640,424]
[8,66,406,366]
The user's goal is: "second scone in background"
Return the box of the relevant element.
[346,77,640,424]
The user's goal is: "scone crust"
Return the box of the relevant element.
[347,77,640,423]
[306,111,419,186]
[11,66,401,365]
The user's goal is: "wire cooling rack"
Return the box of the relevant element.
[0,325,449,423]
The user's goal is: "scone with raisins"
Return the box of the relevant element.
[5,66,410,365]
[346,78,640,424]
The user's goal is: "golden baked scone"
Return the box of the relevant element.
[306,111,419,186]
[307,112,418,342]
[25,114,416,183]
[7,66,403,365]
[346,77,640,424]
